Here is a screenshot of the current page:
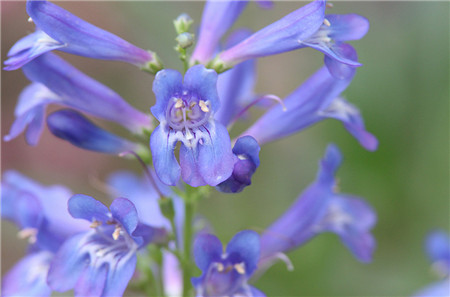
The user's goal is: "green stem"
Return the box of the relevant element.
[182,190,195,297]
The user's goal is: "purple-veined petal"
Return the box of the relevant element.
[319,97,378,151]
[74,264,108,297]
[191,0,249,64]
[110,198,139,235]
[151,69,183,121]
[326,14,370,41]
[68,194,110,223]
[243,66,354,145]
[197,122,236,186]
[2,251,53,297]
[219,0,325,66]
[4,30,64,71]
[101,254,137,297]
[150,125,181,186]
[226,230,260,276]
[323,43,359,79]
[179,143,207,187]
[194,233,223,272]
[184,65,220,113]
[47,109,140,154]
[26,0,153,66]
[22,53,151,132]
[47,233,89,292]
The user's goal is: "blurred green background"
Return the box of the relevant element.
[1,1,449,296]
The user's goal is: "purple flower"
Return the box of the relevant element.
[192,230,265,297]
[242,60,377,151]
[1,171,90,297]
[259,144,377,267]
[215,0,368,77]
[413,230,450,297]
[4,0,159,71]
[216,136,261,193]
[190,1,248,64]
[47,109,141,154]
[150,65,236,186]
[47,194,167,297]
[4,53,151,145]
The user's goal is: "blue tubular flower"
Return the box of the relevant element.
[413,230,450,297]
[216,136,261,193]
[242,60,377,151]
[215,29,257,127]
[190,1,249,64]
[1,171,90,297]
[150,65,236,187]
[259,144,376,266]
[217,1,368,75]
[192,230,264,297]
[4,0,158,70]
[4,53,151,145]
[47,194,167,297]
[47,109,141,154]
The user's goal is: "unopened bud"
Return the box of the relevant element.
[176,32,194,49]
[158,197,175,221]
[174,13,193,34]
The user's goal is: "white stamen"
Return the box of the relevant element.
[28,17,33,23]
[112,225,121,240]
[174,99,184,108]
[199,100,209,113]
[323,18,331,27]
[237,154,248,161]
[234,262,246,274]
[17,228,38,244]
[216,262,224,272]
[90,220,101,228]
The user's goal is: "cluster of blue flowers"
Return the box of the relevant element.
[2,1,387,296]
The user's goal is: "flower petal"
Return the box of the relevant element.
[413,280,450,297]
[316,143,342,186]
[110,198,139,235]
[26,0,153,66]
[426,230,450,268]
[319,97,378,151]
[101,254,137,297]
[2,251,53,297]
[74,264,108,297]
[326,14,370,41]
[47,233,89,292]
[179,143,207,187]
[151,69,183,121]
[68,194,110,223]
[197,122,236,186]
[184,65,220,113]
[47,109,139,154]
[193,233,223,272]
[226,230,260,276]
[191,0,248,63]
[150,125,181,186]
[21,53,150,132]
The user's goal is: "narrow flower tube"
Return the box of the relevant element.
[21,53,150,133]
[242,61,377,151]
[190,0,249,64]
[4,0,159,70]
[259,144,377,267]
[47,109,141,154]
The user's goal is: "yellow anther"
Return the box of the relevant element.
[90,220,101,228]
[112,225,121,240]
[17,228,38,244]
[323,18,331,27]
[190,101,197,108]
[199,100,210,113]
[234,262,246,274]
[174,99,184,108]
[216,262,224,272]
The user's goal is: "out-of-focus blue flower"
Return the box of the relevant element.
[1,171,90,297]
[150,65,236,187]
[216,136,260,193]
[216,0,369,77]
[191,1,249,64]
[242,60,377,151]
[4,53,151,145]
[47,109,141,154]
[259,144,376,267]
[47,194,167,297]
[192,230,265,297]
[4,0,157,70]
[413,230,450,297]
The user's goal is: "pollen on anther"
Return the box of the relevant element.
[90,220,102,228]
[199,100,209,112]
[216,262,224,272]
[174,99,184,108]
[234,262,246,274]
[112,226,121,240]
[323,19,331,27]
[28,17,33,23]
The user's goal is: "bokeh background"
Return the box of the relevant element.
[1,1,449,296]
